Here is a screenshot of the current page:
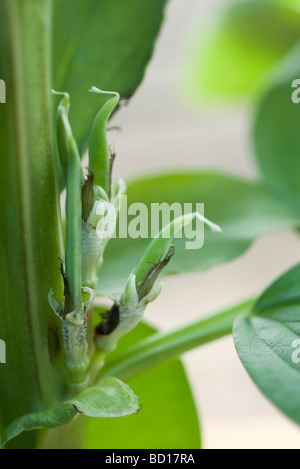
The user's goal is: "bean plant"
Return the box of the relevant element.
[1,0,300,449]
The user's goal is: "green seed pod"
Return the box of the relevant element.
[134,212,222,287]
[89,87,120,194]
[53,91,83,310]
[136,245,175,301]
[96,213,221,353]
[81,171,95,223]
[53,90,70,183]
[95,255,170,354]
[51,92,91,387]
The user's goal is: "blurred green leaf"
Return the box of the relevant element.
[253,41,300,209]
[234,263,300,425]
[97,172,298,294]
[52,0,168,153]
[267,0,300,12]
[85,322,201,449]
[185,1,300,100]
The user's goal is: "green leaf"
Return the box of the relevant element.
[72,378,139,418]
[233,263,300,425]
[184,1,300,100]
[52,0,168,152]
[1,404,77,449]
[97,172,298,294]
[1,377,139,448]
[253,41,300,209]
[268,0,300,11]
[85,322,201,449]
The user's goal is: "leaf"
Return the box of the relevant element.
[97,172,298,294]
[233,263,300,425]
[72,378,139,418]
[253,41,300,209]
[85,322,201,449]
[184,1,300,100]
[52,0,168,152]
[1,377,139,448]
[1,404,77,449]
[269,0,300,11]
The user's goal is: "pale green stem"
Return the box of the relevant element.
[101,298,255,381]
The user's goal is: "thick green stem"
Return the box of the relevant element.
[0,0,66,448]
[101,298,255,381]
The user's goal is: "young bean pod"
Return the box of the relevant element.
[96,213,221,354]
[89,87,120,194]
[134,212,222,288]
[53,91,83,311]
[51,92,91,387]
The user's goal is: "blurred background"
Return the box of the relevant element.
[109,0,300,449]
